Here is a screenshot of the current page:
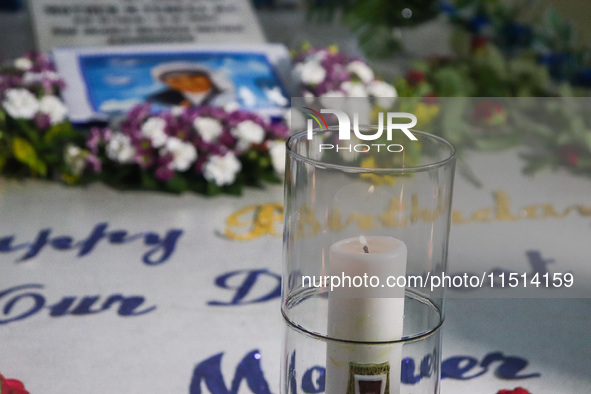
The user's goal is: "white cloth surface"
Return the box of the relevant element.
[0,148,590,393]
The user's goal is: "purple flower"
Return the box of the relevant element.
[78,101,289,186]
[86,154,102,173]
[268,122,290,140]
[26,52,56,73]
[135,147,156,169]
[34,113,51,129]
[155,161,175,181]
[86,127,113,154]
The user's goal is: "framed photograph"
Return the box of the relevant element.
[52,43,294,123]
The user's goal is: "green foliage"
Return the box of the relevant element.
[306,0,440,58]
[12,137,47,176]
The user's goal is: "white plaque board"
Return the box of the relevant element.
[28,0,265,52]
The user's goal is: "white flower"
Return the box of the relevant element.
[141,117,168,148]
[341,81,368,97]
[170,106,185,116]
[2,88,39,119]
[303,90,315,104]
[106,133,136,164]
[231,120,265,151]
[163,137,197,172]
[14,57,33,71]
[309,50,328,63]
[268,140,286,176]
[64,144,87,176]
[347,60,374,83]
[203,152,242,186]
[296,60,326,85]
[194,117,223,143]
[367,80,398,109]
[39,95,68,124]
[223,101,241,113]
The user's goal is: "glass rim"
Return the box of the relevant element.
[286,126,456,173]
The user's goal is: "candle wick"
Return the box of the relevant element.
[363,245,369,254]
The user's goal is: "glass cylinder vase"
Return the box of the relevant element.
[281,125,456,394]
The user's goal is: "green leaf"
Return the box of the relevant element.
[223,182,243,196]
[583,132,591,152]
[475,43,506,76]
[165,174,188,194]
[15,119,41,145]
[472,134,522,151]
[521,154,553,176]
[457,159,482,188]
[558,83,575,98]
[12,137,47,176]
[440,98,469,143]
[43,122,76,145]
[140,171,159,190]
[449,28,472,58]
[206,181,222,196]
[432,67,468,96]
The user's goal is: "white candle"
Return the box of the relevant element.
[326,236,407,394]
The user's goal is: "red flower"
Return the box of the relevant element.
[559,145,579,167]
[473,100,507,126]
[471,35,490,52]
[497,388,531,394]
[0,374,30,394]
[405,69,426,87]
[422,93,439,105]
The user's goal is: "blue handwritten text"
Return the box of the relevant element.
[0,283,156,325]
[0,222,183,265]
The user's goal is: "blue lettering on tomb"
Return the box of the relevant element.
[208,269,281,306]
[401,349,436,384]
[189,350,272,394]
[0,222,183,265]
[301,365,325,393]
[190,349,540,393]
[441,352,540,380]
[0,283,156,325]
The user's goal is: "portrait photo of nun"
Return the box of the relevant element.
[54,45,291,121]
[147,62,236,107]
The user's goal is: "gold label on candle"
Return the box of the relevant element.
[347,362,390,394]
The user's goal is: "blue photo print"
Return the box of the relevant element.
[78,50,290,114]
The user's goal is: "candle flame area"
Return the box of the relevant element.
[359,235,370,253]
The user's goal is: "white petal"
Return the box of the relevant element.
[2,89,39,119]
[347,60,374,83]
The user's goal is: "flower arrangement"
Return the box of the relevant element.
[75,104,289,195]
[0,52,74,179]
[392,38,591,180]
[305,0,440,58]
[292,44,398,109]
[1,41,591,194]
[0,52,290,196]
[441,0,591,88]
